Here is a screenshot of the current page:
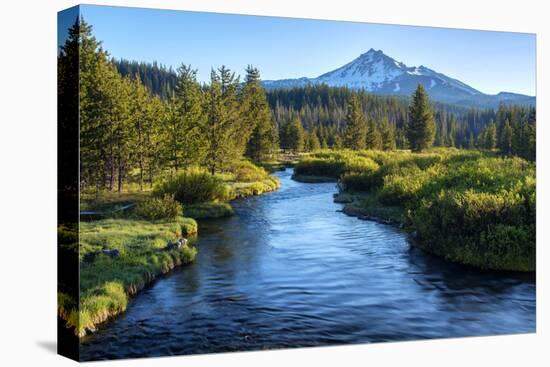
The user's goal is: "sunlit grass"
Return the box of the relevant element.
[59,216,198,336]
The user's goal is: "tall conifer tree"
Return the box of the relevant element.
[406,84,436,152]
[242,66,275,162]
[342,95,367,150]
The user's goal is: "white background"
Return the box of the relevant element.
[0,0,547,365]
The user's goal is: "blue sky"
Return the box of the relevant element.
[63,5,535,95]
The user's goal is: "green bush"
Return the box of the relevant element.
[185,202,234,219]
[294,153,378,180]
[296,148,536,271]
[412,188,535,271]
[230,160,269,182]
[379,164,445,205]
[339,172,378,191]
[133,194,183,221]
[154,168,231,205]
[294,157,346,178]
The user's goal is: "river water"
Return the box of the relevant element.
[80,168,535,360]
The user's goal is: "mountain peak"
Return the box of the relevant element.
[262,49,534,108]
[364,48,380,54]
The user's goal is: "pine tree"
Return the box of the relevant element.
[342,95,367,150]
[484,122,497,150]
[168,64,206,172]
[128,77,154,190]
[406,84,436,152]
[366,118,382,150]
[112,76,133,192]
[307,130,321,151]
[332,135,343,150]
[285,116,305,153]
[77,17,131,192]
[242,66,275,162]
[500,119,513,155]
[203,67,241,174]
[58,16,81,199]
[467,133,475,150]
[380,117,396,151]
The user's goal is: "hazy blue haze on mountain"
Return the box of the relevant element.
[78,5,535,97]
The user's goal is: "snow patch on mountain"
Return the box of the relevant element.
[262,48,535,108]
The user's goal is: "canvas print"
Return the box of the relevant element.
[57,4,536,361]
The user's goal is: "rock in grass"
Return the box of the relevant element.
[165,238,188,251]
[83,251,99,263]
[102,249,120,258]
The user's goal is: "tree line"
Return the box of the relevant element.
[60,18,536,194]
[268,85,535,157]
[118,58,535,159]
[60,18,277,193]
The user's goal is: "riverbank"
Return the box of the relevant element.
[334,192,404,226]
[65,162,281,336]
[58,217,198,337]
[81,161,281,221]
[295,149,535,272]
[79,167,535,360]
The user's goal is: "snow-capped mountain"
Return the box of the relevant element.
[263,49,534,108]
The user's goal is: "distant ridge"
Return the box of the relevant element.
[262,49,535,108]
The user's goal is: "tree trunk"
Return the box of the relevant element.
[139,154,144,191]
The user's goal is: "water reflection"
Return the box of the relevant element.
[80,168,535,360]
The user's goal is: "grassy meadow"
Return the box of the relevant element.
[58,217,198,337]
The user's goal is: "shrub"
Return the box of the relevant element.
[343,156,379,174]
[154,168,231,205]
[231,160,269,182]
[379,164,445,205]
[412,188,535,271]
[185,202,234,219]
[296,148,536,271]
[294,154,379,180]
[133,194,182,221]
[294,157,346,178]
[339,172,378,191]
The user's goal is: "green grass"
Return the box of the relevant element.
[292,174,337,183]
[335,192,405,224]
[80,190,150,209]
[65,160,282,335]
[299,148,535,271]
[293,150,379,182]
[227,176,281,198]
[185,202,234,219]
[58,216,198,336]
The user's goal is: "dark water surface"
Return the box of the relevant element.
[80,169,535,360]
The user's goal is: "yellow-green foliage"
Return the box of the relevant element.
[293,149,379,180]
[64,217,198,336]
[154,167,232,205]
[153,162,280,206]
[228,175,280,198]
[186,202,234,219]
[80,191,151,212]
[301,148,536,271]
[218,160,281,198]
[230,160,270,182]
[133,194,183,220]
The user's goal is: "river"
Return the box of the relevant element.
[80,168,536,360]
